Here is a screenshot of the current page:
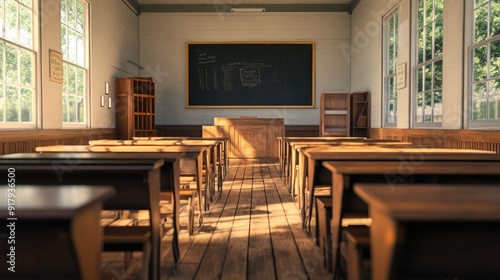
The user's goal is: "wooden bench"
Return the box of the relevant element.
[0,152,176,279]
[0,185,115,280]
[323,160,500,280]
[355,184,500,280]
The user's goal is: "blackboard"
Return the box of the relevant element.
[187,42,315,108]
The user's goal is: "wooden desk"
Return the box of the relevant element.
[355,184,500,280]
[36,143,211,224]
[136,136,230,180]
[88,140,217,209]
[286,140,412,198]
[277,136,366,179]
[116,138,223,192]
[300,146,496,232]
[323,160,500,280]
[0,152,173,280]
[0,185,115,280]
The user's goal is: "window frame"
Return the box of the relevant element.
[411,0,444,128]
[382,6,399,128]
[61,0,90,128]
[465,0,500,129]
[0,0,38,129]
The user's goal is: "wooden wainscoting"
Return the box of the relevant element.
[0,129,116,155]
[371,128,500,154]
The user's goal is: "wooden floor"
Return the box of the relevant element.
[101,159,331,280]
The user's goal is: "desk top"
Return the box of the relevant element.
[0,152,175,166]
[303,146,496,160]
[354,184,500,221]
[0,185,115,219]
[323,160,500,175]
[35,145,209,154]
[89,139,219,146]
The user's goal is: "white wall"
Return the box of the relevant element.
[351,0,467,129]
[139,12,351,126]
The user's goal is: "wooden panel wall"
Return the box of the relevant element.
[0,129,116,155]
[371,128,500,154]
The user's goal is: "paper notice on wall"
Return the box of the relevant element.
[49,49,63,84]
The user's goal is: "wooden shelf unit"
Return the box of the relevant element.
[350,92,370,137]
[116,77,156,140]
[319,92,350,137]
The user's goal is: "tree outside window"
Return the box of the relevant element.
[0,0,35,127]
[383,9,399,126]
[470,0,500,123]
[61,0,87,125]
[413,0,443,126]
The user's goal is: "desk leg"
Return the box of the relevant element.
[196,153,204,226]
[304,158,317,235]
[331,174,345,280]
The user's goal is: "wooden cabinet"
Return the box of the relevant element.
[319,92,350,137]
[350,92,370,137]
[115,77,156,140]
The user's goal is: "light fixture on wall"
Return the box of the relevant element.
[230,7,265,12]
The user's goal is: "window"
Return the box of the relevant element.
[468,0,500,127]
[383,9,399,127]
[61,0,88,126]
[0,0,36,128]
[413,0,443,127]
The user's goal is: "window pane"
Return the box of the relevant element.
[417,67,424,92]
[61,25,68,60]
[68,0,76,29]
[418,27,425,64]
[387,100,395,123]
[473,82,488,120]
[474,45,488,81]
[19,5,32,48]
[425,24,433,61]
[76,0,84,33]
[475,4,488,42]
[20,87,32,122]
[61,0,67,24]
[18,0,32,8]
[6,85,18,122]
[491,0,500,37]
[20,48,33,86]
[76,33,84,66]
[0,84,3,122]
[77,96,84,122]
[433,90,442,122]
[5,1,18,43]
[68,29,77,63]
[433,60,443,89]
[62,94,68,122]
[434,18,443,57]
[476,0,489,7]
[68,65,76,94]
[491,39,500,78]
[418,0,425,28]
[416,93,424,122]
[390,76,397,99]
[0,42,3,81]
[77,68,85,96]
[425,0,433,25]
[0,1,4,39]
[424,91,433,122]
[425,65,432,91]
[490,80,500,119]
[6,44,18,84]
[68,95,76,122]
[435,0,444,18]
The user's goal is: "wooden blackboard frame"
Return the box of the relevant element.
[186,41,315,108]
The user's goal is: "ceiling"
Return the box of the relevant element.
[125,0,361,13]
